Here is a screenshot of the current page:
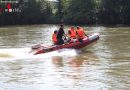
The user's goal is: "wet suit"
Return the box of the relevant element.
[57,27,65,45]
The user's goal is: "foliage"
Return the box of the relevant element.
[0,0,130,25]
[63,0,97,24]
[98,0,130,24]
[0,0,53,25]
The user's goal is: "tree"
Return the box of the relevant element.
[21,0,42,24]
[63,0,97,24]
[99,0,130,24]
[54,0,64,23]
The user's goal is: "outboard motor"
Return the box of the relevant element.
[88,33,100,41]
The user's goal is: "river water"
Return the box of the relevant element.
[0,25,129,90]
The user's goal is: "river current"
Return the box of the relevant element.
[0,25,130,90]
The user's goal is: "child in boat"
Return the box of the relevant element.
[52,30,58,45]
[76,26,86,42]
[68,26,77,43]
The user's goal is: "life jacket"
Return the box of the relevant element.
[52,33,57,43]
[76,28,85,39]
[68,29,77,39]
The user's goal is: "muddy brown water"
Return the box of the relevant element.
[0,25,129,90]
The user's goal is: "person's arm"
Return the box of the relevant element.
[84,31,88,37]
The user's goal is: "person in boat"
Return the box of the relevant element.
[52,30,58,45]
[76,26,86,42]
[68,26,77,42]
[56,24,66,45]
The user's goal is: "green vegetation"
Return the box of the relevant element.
[0,0,130,25]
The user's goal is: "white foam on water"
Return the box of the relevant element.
[28,48,80,59]
[0,48,80,61]
[0,48,31,61]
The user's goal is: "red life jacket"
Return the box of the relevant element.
[69,29,77,39]
[52,33,57,43]
[76,28,85,39]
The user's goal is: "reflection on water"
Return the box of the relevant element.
[0,25,130,90]
[50,52,103,90]
[52,56,63,67]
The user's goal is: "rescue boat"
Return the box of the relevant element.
[30,33,100,55]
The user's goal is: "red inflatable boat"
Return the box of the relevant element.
[30,33,100,55]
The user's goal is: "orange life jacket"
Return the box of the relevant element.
[68,29,77,39]
[52,33,57,43]
[76,28,85,39]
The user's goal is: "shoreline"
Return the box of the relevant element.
[0,23,130,28]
